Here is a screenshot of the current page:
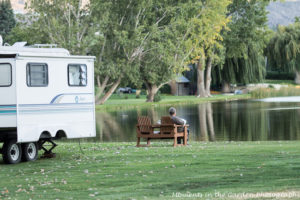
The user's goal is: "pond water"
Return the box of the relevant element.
[95,97,300,142]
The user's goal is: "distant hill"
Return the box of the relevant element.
[267,0,300,29]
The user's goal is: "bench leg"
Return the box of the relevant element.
[173,136,177,147]
[136,137,141,147]
[184,133,187,146]
[147,138,151,146]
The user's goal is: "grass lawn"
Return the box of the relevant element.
[97,94,251,111]
[1,141,300,199]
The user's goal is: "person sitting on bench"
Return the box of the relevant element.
[169,107,189,144]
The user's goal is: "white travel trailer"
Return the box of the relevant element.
[0,46,96,164]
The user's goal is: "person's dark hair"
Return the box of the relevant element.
[169,107,176,115]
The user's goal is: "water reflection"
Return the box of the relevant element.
[95,99,300,142]
[197,103,215,141]
[96,112,123,141]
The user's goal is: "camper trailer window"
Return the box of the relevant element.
[0,63,12,87]
[26,63,48,87]
[68,64,87,86]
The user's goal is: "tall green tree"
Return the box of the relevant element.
[266,22,300,84]
[91,0,197,103]
[6,14,50,45]
[0,0,16,41]
[214,0,271,92]
[27,0,94,55]
[90,0,152,104]
[137,0,195,102]
[186,0,230,97]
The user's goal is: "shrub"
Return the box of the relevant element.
[136,94,140,99]
[250,86,300,99]
[140,90,147,95]
[160,84,171,94]
[153,91,162,102]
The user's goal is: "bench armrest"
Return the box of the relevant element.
[159,124,176,127]
[174,124,189,128]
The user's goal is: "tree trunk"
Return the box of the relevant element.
[95,75,109,103]
[206,103,215,141]
[98,77,121,105]
[197,59,207,98]
[145,83,159,102]
[222,81,231,93]
[205,57,213,97]
[295,70,300,84]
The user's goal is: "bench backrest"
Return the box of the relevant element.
[161,116,175,134]
[137,116,152,134]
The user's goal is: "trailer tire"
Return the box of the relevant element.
[2,140,22,164]
[22,142,38,162]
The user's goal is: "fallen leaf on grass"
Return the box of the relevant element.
[1,189,9,194]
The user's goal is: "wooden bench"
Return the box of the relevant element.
[136,116,188,147]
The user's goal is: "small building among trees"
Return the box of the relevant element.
[169,76,190,96]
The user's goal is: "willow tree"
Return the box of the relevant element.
[186,0,230,97]
[266,23,300,84]
[215,0,271,92]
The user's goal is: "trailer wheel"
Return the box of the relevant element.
[2,140,22,164]
[22,142,38,162]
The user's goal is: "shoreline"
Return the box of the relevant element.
[96,94,251,111]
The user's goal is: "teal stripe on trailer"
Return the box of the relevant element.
[0,103,93,115]
[0,110,16,115]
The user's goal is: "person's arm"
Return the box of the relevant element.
[172,116,185,125]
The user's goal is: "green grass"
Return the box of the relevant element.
[97,94,251,111]
[1,141,300,199]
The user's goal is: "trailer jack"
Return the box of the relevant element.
[39,139,57,158]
